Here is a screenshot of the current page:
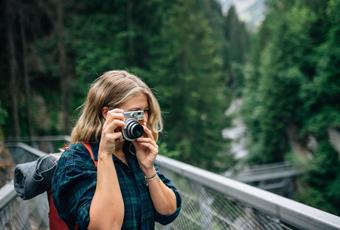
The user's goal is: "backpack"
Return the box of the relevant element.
[48,142,97,230]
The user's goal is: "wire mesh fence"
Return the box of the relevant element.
[0,195,29,230]
[0,188,48,230]
[156,165,296,230]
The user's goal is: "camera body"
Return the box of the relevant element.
[122,110,145,141]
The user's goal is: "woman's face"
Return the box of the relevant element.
[119,92,149,125]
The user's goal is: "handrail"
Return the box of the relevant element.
[234,168,301,183]
[0,181,16,210]
[6,135,71,143]
[156,155,340,230]
[1,143,49,229]
[1,143,46,211]
[6,142,46,158]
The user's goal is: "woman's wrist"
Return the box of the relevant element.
[144,168,160,186]
[98,146,114,160]
[142,166,157,178]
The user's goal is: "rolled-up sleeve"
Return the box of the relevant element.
[51,145,97,230]
[154,167,182,225]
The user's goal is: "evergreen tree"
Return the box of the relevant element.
[149,0,231,172]
[242,1,317,163]
[242,0,340,214]
[223,5,249,97]
[224,6,249,64]
[296,0,340,215]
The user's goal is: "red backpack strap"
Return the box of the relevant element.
[82,142,98,167]
[48,190,70,230]
[49,143,95,230]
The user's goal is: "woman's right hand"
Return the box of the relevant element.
[99,108,125,155]
[89,108,125,230]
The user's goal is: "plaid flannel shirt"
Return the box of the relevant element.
[52,142,181,230]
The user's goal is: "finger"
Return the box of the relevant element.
[103,132,122,141]
[111,119,125,129]
[107,109,125,121]
[136,138,158,150]
[136,137,154,144]
[104,120,125,132]
[142,125,154,138]
[110,108,124,113]
[138,142,159,153]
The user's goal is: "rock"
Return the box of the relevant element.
[0,141,14,187]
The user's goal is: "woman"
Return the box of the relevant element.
[52,70,181,229]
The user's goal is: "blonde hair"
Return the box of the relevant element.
[70,70,163,143]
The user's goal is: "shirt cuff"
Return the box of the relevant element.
[154,190,182,225]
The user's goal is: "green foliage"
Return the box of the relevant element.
[223,6,249,98]
[148,0,231,172]
[1,0,235,172]
[242,0,340,214]
[69,13,130,110]
[299,0,340,215]
[294,186,337,215]
[159,143,180,159]
[0,102,7,127]
[224,6,249,64]
[295,141,340,215]
[0,103,7,140]
[243,2,316,163]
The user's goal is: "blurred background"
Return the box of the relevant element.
[0,0,339,216]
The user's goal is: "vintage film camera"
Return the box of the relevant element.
[122,110,144,141]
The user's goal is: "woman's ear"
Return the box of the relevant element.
[102,107,109,119]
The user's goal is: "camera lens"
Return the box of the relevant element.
[123,119,144,141]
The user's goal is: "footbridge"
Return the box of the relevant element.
[225,161,302,198]
[1,137,340,230]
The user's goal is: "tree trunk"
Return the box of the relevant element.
[36,0,72,134]
[127,0,134,64]
[19,2,33,140]
[56,0,70,134]
[6,0,21,137]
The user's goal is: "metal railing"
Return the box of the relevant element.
[224,162,302,198]
[2,141,340,230]
[228,162,301,183]
[155,156,340,230]
[6,136,71,143]
[1,143,49,230]
[6,136,70,154]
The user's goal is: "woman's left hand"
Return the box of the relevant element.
[133,126,158,174]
